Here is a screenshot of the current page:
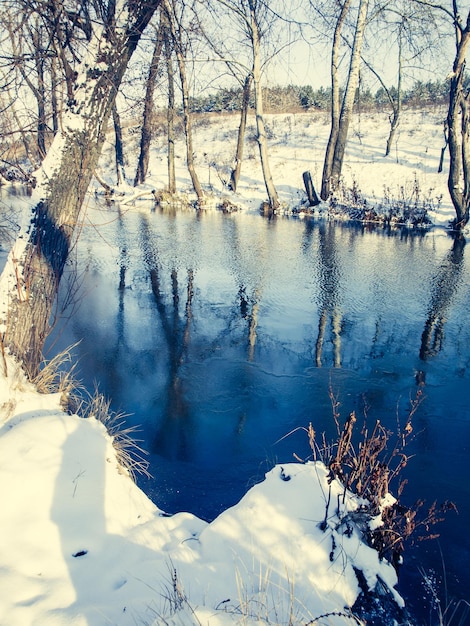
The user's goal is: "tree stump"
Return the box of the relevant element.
[303,171,321,206]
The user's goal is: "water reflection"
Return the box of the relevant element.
[419,237,465,361]
[139,215,194,460]
[315,222,342,367]
[239,285,260,362]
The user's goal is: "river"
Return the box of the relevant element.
[44,200,470,622]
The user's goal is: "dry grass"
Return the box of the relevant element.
[284,386,456,570]
[79,388,151,481]
[32,342,80,409]
[33,344,150,481]
[309,387,456,568]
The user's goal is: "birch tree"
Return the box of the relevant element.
[444,4,470,230]
[163,0,205,204]
[208,0,280,209]
[321,0,369,200]
[163,7,177,194]
[1,0,162,375]
[249,0,279,210]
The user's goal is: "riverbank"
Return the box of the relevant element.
[94,106,458,231]
[0,350,408,625]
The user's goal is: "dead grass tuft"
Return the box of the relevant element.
[75,385,151,481]
[33,344,150,481]
[32,342,81,409]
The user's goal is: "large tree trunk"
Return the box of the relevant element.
[229,74,252,192]
[329,0,369,189]
[250,5,279,211]
[134,24,164,186]
[447,11,470,231]
[2,1,161,376]
[321,0,351,200]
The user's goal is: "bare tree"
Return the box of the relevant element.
[249,0,279,210]
[208,0,280,208]
[362,1,442,159]
[320,0,352,201]
[163,0,205,204]
[321,0,370,200]
[163,7,177,194]
[5,13,50,164]
[1,0,162,375]
[134,22,164,186]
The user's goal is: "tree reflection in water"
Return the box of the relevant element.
[419,237,465,361]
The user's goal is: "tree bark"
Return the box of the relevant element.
[229,74,252,192]
[134,24,164,186]
[2,0,161,375]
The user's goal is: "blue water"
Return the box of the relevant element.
[47,203,470,622]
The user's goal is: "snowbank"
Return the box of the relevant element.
[0,355,403,625]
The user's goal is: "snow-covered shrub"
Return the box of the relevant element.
[329,174,435,227]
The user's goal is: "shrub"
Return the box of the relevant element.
[300,387,456,569]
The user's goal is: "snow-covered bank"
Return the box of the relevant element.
[96,106,459,232]
[0,354,405,625]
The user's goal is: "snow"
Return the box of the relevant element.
[0,350,403,625]
[98,106,458,234]
[0,106,459,624]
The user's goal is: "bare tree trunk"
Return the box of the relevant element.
[113,104,126,186]
[321,0,351,200]
[164,0,204,205]
[447,10,470,231]
[2,1,161,375]
[134,24,164,186]
[163,11,176,194]
[229,74,252,192]
[250,4,279,210]
[330,0,369,188]
[385,24,403,157]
